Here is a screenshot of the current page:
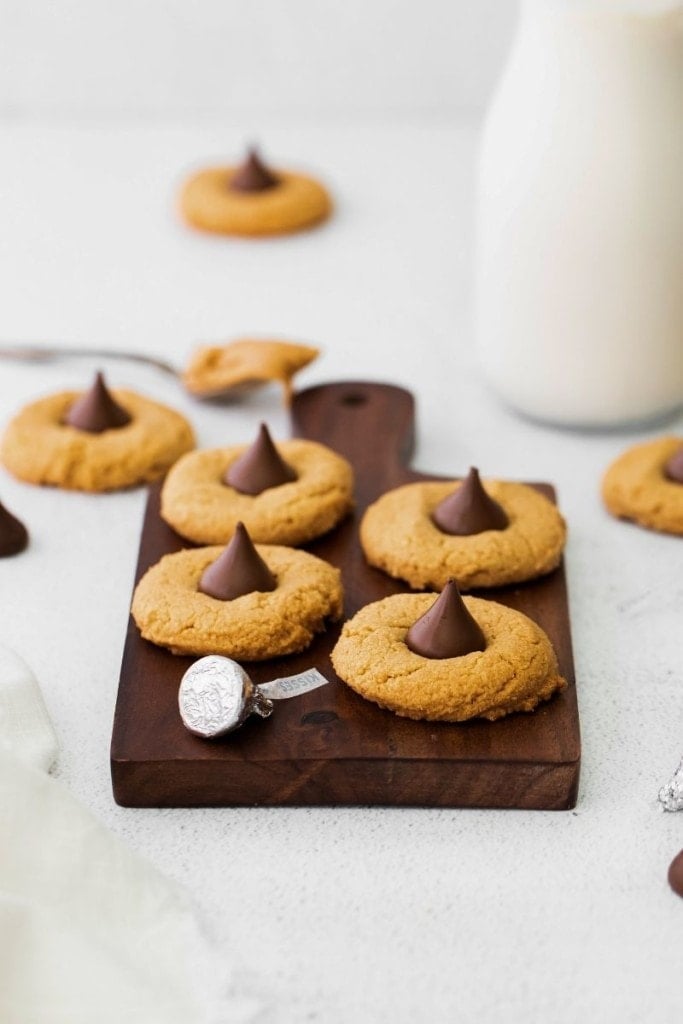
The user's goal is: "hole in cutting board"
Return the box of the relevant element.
[301,710,339,725]
[339,392,367,407]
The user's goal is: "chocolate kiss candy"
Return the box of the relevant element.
[199,521,277,601]
[224,423,297,495]
[0,500,29,557]
[405,579,486,660]
[432,466,509,536]
[668,849,683,898]
[64,371,131,434]
[230,147,280,193]
[665,446,683,484]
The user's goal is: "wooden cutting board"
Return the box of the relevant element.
[111,381,580,809]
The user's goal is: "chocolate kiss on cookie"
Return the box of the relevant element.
[668,849,683,898]
[230,147,280,193]
[0,500,28,557]
[432,466,509,536]
[665,446,683,484]
[405,579,486,660]
[199,521,277,601]
[64,371,132,434]
[224,423,297,495]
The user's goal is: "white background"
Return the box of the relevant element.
[0,0,516,121]
[1,3,683,1024]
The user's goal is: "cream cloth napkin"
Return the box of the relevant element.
[0,645,257,1024]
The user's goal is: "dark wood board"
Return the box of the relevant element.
[111,381,580,809]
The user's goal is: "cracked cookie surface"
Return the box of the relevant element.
[331,593,565,722]
[161,439,354,546]
[360,479,566,590]
[132,543,343,660]
[1,390,195,492]
[180,167,332,237]
[602,436,683,536]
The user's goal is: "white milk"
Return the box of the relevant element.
[475,0,683,426]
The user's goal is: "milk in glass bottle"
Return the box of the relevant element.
[475,0,683,426]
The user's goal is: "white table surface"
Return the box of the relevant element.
[1,118,682,1024]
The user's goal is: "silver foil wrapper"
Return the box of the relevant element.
[178,657,329,739]
[178,655,273,739]
[658,757,683,812]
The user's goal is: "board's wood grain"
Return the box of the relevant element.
[111,381,580,809]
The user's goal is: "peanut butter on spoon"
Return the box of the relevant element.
[0,338,320,405]
[182,338,319,405]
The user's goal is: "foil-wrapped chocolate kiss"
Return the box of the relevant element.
[179,655,329,739]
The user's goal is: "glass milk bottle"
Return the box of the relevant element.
[475,0,683,427]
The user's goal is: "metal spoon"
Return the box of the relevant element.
[0,342,263,401]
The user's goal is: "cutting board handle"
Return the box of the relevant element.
[291,381,415,492]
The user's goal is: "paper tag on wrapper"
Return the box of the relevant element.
[259,668,329,701]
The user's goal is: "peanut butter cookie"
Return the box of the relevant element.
[360,479,566,590]
[331,592,566,722]
[1,382,195,492]
[132,543,343,660]
[179,148,332,237]
[161,438,353,546]
[602,436,683,535]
